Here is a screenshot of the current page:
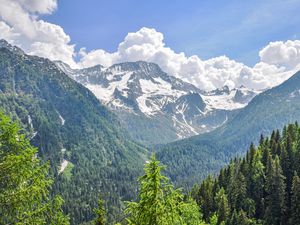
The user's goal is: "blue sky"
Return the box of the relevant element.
[44,0,300,66]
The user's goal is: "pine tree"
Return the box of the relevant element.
[94,195,106,225]
[0,112,69,224]
[228,163,247,211]
[229,210,239,225]
[264,156,286,225]
[197,175,215,221]
[214,188,229,225]
[250,151,265,219]
[281,135,294,219]
[290,173,300,225]
[125,154,205,225]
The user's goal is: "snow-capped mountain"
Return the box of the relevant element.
[55,60,258,145]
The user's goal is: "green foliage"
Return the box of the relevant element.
[61,161,74,180]
[290,173,300,225]
[214,188,229,224]
[196,175,215,221]
[0,47,148,224]
[194,123,300,225]
[125,154,205,225]
[94,195,106,225]
[264,156,286,225]
[0,112,69,224]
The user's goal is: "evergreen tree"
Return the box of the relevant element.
[0,112,69,225]
[229,210,239,225]
[264,156,286,225]
[290,173,300,225]
[250,151,265,218]
[94,195,106,225]
[214,188,229,225]
[228,164,247,211]
[125,154,205,225]
[197,175,215,220]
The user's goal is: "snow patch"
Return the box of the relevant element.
[137,78,185,115]
[28,115,33,129]
[289,89,300,98]
[86,71,133,103]
[202,90,246,111]
[58,113,65,126]
[58,159,69,174]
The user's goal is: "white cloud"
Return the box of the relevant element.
[0,0,77,67]
[0,2,299,91]
[79,27,300,91]
[259,40,300,70]
[17,0,57,14]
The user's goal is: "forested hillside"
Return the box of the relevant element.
[157,70,300,189]
[193,123,300,225]
[0,41,148,224]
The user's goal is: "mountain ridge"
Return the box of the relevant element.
[55,60,258,145]
[0,41,148,224]
[157,69,300,189]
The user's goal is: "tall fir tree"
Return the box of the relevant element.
[0,112,69,225]
[214,188,229,225]
[290,173,300,225]
[125,154,205,225]
[94,195,106,225]
[197,175,215,221]
[264,156,286,225]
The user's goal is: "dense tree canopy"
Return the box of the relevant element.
[0,112,69,224]
[194,123,300,225]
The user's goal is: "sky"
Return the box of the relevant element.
[0,0,300,91]
[44,0,300,66]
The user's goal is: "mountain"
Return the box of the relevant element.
[0,40,147,224]
[194,122,300,224]
[157,70,300,189]
[56,61,258,145]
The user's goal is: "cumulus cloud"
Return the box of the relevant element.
[259,40,300,70]
[0,2,299,91]
[0,0,77,67]
[79,27,300,91]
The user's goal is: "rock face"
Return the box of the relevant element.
[56,60,258,145]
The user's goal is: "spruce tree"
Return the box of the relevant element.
[264,156,286,225]
[290,173,300,225]
[125,154,205,225]
[197,175,215,221]
[228,164,247,211]
[250,151,265,218]
[0,112,69,224]
[94,195,106,225]
[214,188,229,225]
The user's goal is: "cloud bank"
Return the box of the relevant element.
[0,1,299,91]
[0,0,76,67]
[79,27,299,91]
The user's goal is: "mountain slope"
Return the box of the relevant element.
[194,123,300,224]
[0,40,147,224]
[56,61,257,145]
[157,70,300,189]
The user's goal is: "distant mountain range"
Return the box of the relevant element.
[55,60,258,145]
[3,38,299,224]
[157,69,300,189]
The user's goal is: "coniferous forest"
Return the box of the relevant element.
[1,1,300,224]
[2,108,300,224]
[193,123,300,225]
